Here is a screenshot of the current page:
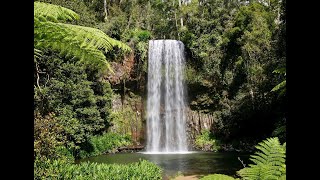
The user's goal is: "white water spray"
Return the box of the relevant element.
[146,40,188,153]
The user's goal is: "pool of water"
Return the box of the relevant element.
[77,151,250,178]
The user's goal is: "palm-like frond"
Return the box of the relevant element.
[250,138,285,165]
[272,68,286,75]
[238,164,280,180]
[237,137,286,180]
[34,48,43,61]
[271,80,286,93]
[34,1,79,22]
[34,2,131,71]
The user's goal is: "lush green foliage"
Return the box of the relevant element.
[195,130,221,152]
[34,1,131,72]
[34,52,115,157]
[200,174,237,180]
[109,106,137,135]
[108,93,144,143]
[34,0,134,163]
[37,0,286,149]
[34,1,158,179]
[200,137,286,180]
[237,137,286,180]
[180,0,286,144]
[34,159,162,180]
[79,132,132,158]
[34,112,67,160]
[34,0,286,178]
[92,0,284,145]
[34,1,80,22]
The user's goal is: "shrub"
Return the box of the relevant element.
[34,112,66,160]
[79,132,132,158]
[34,157,70,179]
[195,130,221,152]
[34,159,162,180]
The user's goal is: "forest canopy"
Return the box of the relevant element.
[34,0,286,179]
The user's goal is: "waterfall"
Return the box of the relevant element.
[146,40,188,153]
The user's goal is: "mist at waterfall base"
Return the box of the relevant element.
[144,40,189,154]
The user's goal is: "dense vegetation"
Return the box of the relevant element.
[34,0,286,179]
[34,1,161,179]
[200,137,286,179]
[35,159,162,179]
[79,132,131,158]
[194,130,221,151]
[34,1,131,159]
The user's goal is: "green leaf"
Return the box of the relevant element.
[34,2,131,72]
[271,80,286,92]
[237,137,286,179]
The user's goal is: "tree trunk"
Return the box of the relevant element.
[174,0,180,39]
[178,0,184,27]
[103,0,108,21]
[197,110,202,134]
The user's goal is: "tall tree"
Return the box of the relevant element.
[103,0,108,21]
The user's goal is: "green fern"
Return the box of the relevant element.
[200,174,237,180]
[271,80,286,92]
[272,68,286,75]
[34,2,131,71]
[34,2,79,22]
[237,137,286,180]
[34,48,43,61]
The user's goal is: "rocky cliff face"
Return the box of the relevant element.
[186,108,214,148]
[105,51,213,149]
[105,52,147,146]
[110,93,145,146]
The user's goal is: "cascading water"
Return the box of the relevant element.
[146,40,188,153]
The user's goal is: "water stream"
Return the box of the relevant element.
[146,40,188,153]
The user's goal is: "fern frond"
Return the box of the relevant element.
[238,164,279,180]
[237,137,286,180]
[253,138,285,164]
[34,2,131,72]
[34,48,43,61]
[271,80,286,92]
[34,1,79,22]
[272,67,286,75]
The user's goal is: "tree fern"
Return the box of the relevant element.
[34,2,79,22]
[34,2,131,72]
[237,137,286,180]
